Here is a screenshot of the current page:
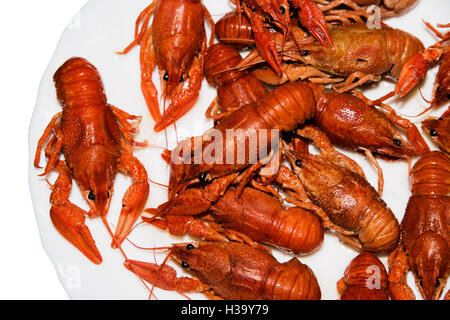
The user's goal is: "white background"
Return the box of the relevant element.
[0,0,88,299]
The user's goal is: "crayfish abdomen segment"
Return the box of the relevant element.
[210,187,324,255]
[53,57,107,108]
[256,82,317,131]
[264,258,321,300]
[338,252,390,300]
[410,151,450,196]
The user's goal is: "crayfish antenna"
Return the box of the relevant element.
[370,91,395,106]
[117,1,156,54]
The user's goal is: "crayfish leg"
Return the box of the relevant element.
[388,245,416,300]
[333,72,381,93]
[362,148,384,197]
[143,215,228,242]
[117,1,157,55]
[34,112,62,169]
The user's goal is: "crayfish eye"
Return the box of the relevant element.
[88,191,96,201]
[181,261,190,269]
[179,75,184,83]
[300,50,309,56]
[430,129,438,136]
[279,6,286,14]
[436,279,440,287]
[419,279,423,287]
[163,72,169,81]
[393,139,402,146]
[295,159,302,167]
[107,191,111,198]
[198,172,208,182]
[186,244,195,250]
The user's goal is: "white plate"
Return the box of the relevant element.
[28,0,449,300]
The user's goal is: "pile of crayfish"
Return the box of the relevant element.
[34,0,449,300]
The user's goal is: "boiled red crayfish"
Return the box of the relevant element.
[146,186,324,255]
[164,81,317,203]
[119,0,215,131]
[282,126,400,252]
[125,241,321,299]
[242,23,424,93]
[34,57,149,264]
[388,151,449,300]
[314,89,429,195]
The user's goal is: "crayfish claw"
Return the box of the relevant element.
[295,0,333,48]
[50,203,102,265]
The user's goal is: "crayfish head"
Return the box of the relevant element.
[375,134,419,159]
[171,242,230,284]
[160,42,192,99]
[254,0,290,31]
[422,117,450,154]
[410,232,449,300]
[73,146,116,218]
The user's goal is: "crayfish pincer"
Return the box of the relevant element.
[124,241,321,300]
[34,57,149,264]
[388,151,449,300]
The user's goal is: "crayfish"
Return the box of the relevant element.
[314,89,429,195]
[282,126,400,252]
[241,23,424,93]
[163,81,317,204]
[119,0,215,132]
[34,57,150,264]
[388,151,449,300]
[146,186,324,255]
[125,241,322,299]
